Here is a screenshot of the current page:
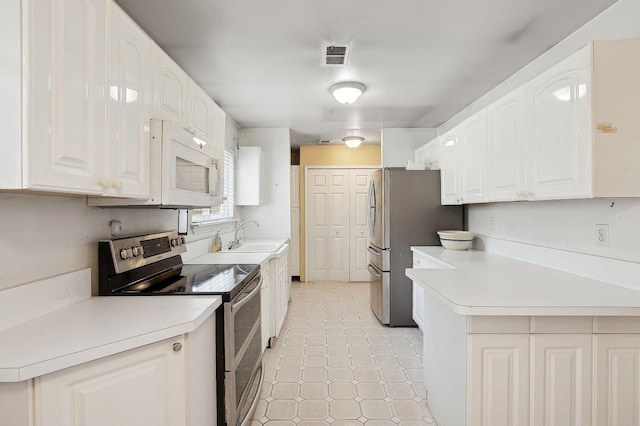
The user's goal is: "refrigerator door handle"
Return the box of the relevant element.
[367,246,381,257]
[367,264,383,278]
[367,179,377,238]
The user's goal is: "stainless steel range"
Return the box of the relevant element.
[98,230,262,426]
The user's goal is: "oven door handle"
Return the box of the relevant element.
[231,274,263,311]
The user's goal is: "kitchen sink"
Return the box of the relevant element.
[230,243,283,253]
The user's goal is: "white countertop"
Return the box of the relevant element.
[0,295,221,382]
[406,247,640,316]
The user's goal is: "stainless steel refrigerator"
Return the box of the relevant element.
[367,168,463,326]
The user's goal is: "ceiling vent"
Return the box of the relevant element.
[318,139,331,144]
[322,44,350,66]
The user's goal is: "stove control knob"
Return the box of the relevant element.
[180,236,186,245]
[120,248,133,260]
[132,246,144,257]
[171,238,178,247]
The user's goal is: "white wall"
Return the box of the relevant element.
[0,193,178,292]
[381,128,436,167]
[457,0,640,264]
[238,128,291,239]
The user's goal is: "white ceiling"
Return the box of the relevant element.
[115,0,618,148]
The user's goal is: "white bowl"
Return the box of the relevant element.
[437,230,475,250]
[439,239,473,250]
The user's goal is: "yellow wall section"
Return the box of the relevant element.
[298,145,381,281]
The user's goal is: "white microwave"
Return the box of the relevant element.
[89,119,220,208]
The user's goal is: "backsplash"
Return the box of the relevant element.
[468,198,640,264]
[0,193,178,293]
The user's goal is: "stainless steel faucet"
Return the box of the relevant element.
[228,220,259,250]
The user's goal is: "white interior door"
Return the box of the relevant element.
[350,169,375,281]
[306,169,350,282]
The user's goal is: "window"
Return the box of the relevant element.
[191,147,235,222]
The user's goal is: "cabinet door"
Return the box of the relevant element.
[425,138,442,170]
[414,144,427,164]
[467,334,529,426]
[290,166,300,208]
[211,101,226,160]
[411,282,424,331]
[290,207,301,276]
[25,0,106,194]
[440,132,462,205]
[154,50,189,124]
[487,86,527,201]
[35,337,187,426]
[460,109,488,203]
[105,2,151,198]
[594,334,640,426]
[236,146,263,205]
[187,81,214,154]
[527,45,592,200]
[261,261,273,348]
[530,334,592,426]
[275,249,290,338]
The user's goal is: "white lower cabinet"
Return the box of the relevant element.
[260,259,272,350]
[531,334,592,426]
[0,314,216,426]
[594,334,640,426]
[275,245,290,338]
[421,291,640,426]
[35,336,187,426]
[261,245,291,349]
[467,334,530,426]
[411,282,424,330]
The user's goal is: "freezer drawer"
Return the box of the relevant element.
[368,244,390,271]
[368,262,390,325]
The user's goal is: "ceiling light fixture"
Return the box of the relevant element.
[330,82,366,104]
[343,136,364,148]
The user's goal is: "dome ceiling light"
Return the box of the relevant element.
[343,136,364,148]
[329,82,366,104]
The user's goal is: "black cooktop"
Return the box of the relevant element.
[117,262,260,302]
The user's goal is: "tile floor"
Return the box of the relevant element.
[250,281,437,425]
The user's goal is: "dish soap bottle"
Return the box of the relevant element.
[211,231,222,252]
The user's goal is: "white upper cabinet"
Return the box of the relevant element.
[459,109,488,203]
[2,0,152,198]
[425,138,442,170]
[25,0,107,195]
[105,2,152,198]
[590,40,640,197]
[440,131,462,205]
[153,49,223,160]
[153,50,189,124]
[474,40,640,204]
[440,110,487,205]
[236,146,263,205]
[527,45,591,200]
[487,86,527,201]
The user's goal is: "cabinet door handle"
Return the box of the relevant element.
[173,342,183,352]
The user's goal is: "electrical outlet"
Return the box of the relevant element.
[595,224,609,246]
[489,217,496,232]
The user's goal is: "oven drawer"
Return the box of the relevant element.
[225,320,262,426]
[224,272,262,371]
